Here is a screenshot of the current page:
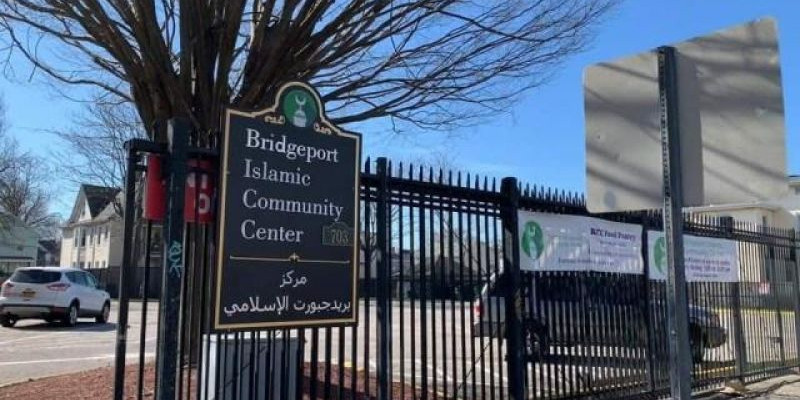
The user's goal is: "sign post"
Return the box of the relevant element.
[156,119,189,400]
[657,45,692,400]
[214,81,361,330]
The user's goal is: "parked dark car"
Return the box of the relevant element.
[473,271,727,363]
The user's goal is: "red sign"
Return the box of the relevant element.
[143,156,215,223]
[184,159,215,223]
[143,155,166,221]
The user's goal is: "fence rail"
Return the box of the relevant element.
[117,154,800,400]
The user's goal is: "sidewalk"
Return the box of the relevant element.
[749,376,800,400]
[700,374,800,399]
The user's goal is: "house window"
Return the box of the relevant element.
[102,261,106,269]
[80,229,86,247]
[97,227,102,244]
[74,228,79,247]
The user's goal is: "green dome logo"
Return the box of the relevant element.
[654,236,666,274]
[282,88,318,128]
[521,221,545,260]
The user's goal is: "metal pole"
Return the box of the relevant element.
[500,177,525,400]
[137,221,153,400]
[657,45,692,399]
[155,119,189,400]
[375,157,393,400]
[113,141,141,400]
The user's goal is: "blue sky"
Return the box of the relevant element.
[3,0,800,218]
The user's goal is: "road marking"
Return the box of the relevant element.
[6,338,157,352]
[0,353,155,366]
[0,334,52,346]
[1,337,157,351]
[0,325,112,344]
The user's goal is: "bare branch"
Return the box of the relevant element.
[0,0,617,137]
[50,97,145,189]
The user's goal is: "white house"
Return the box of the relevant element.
[60,184,123,270]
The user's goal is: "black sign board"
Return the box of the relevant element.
[214,82,360,331]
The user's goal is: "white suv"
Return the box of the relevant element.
[0,267,111,328]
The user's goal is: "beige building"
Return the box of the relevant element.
[775,175,800,230]
[690,176,800,231]
[60,185,123,270]
[689,202,796,230]
[690,176,800,289]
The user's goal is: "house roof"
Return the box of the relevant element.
[0,212,39,245]
[83,185,120,218]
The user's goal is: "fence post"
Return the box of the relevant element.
[500,177,525,400]
[731,282,746,378]
[137,221,153,400]
[727,219,747,380]
[767,240,786,366]
[155,119,189,400]
[791,230,800,368]
[640,219,657,391]
[112,141,140,400]
[375,157,393,400]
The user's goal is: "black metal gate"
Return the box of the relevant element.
[112,135,800,399]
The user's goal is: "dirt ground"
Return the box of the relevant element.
[0,362,431,400]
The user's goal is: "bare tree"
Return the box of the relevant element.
[0,103,13,176]
[51,98,145,189]
[0,0,616,140]
[0,96,58,237]
[0,132,14,177]
[0,146,60,237]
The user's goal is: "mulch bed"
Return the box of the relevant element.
[301,363,431,400]
[0,364,156,400]
[0,362,433,400]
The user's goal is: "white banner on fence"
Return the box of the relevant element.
[517,211,643,274]
[647,231,739,282]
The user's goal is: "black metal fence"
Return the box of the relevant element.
[89,264,163,299]
[117,155,800,400]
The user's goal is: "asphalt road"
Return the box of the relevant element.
[0,300,158,387]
